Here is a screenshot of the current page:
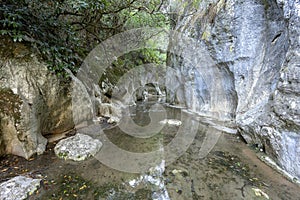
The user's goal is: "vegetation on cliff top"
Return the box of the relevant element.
[0,0,169,75]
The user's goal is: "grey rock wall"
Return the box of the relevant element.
[0,37,74,159]
[236,0,300,180]
[167,14,238,120]
[169,0,300,179]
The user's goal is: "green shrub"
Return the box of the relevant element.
[0,0,169,77]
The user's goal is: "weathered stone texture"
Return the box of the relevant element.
[169,0,300,179]
[0,37,74,158]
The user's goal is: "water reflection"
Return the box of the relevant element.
[80,101,223,199]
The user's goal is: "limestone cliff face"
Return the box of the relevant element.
[0,37,74,159]
[168,0,300,179]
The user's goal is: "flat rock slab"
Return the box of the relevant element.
[0,176,41,200]
[159,119,182,126]
[54,133,102,161]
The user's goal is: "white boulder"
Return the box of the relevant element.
[0,176,41,200]
[54,133,102,161]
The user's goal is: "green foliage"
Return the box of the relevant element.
[123,0,168,29]
[0,0,169,76]
[0,8,24,42]
[100,48,166,98]
[139,48,166,64]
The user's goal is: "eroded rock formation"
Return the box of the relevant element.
[0,37,74,159]
[168,0,299,179]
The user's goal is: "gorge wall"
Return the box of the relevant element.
[0,0,298,183]
[168,0,300,180]
[0,37,74,159]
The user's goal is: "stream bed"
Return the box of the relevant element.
[0,102,300,200]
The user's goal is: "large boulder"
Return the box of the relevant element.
[0,37,74,159]
[54,133,102,161]
[0,176,41,200]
